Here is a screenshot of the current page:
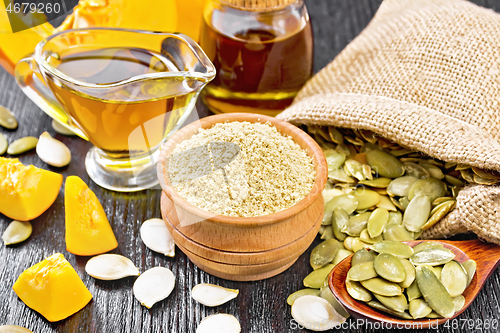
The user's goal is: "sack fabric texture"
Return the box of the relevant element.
[277,0,500,244]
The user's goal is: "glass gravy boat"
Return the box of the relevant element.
[15,28,215,192]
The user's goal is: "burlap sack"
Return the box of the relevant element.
[277,0,500,244]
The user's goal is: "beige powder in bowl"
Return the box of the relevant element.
[168,121,316,217]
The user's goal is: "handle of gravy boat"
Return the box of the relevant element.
[14,55,87,140]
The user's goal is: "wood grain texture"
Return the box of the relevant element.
[0,0,499,332]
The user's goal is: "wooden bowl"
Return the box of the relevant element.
[158,113,327,281]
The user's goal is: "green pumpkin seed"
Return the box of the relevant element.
[444,162,457,169]
[409,298,432,319]
[328,127,344,144]
[325,149,347,171]
[383,223,415,241]
[367,208,389,238]
[7,136,38,155]
[343,237,355,251]
[320,226,334,240]
[387,211,403,225]
[408,178,447,202]
[473,174,499,185]
[416,265,455,318]
[344,212,371,237]
[352,188,380,210]
[399,158,421,163]
[332,249,353,266]
[387,176,419,197]
[398,258,416,288]
[366,300,413,319]
[51,119,76,136]
[462,259,476,286]
[303,264,334,289]
[403,194,431,232]
[452,295,465,313]
[362,164,373,180]
[455,163,470,171]
[359,177,392,188]
[460,169,475,183]
[0,106,18,129]
[389,149,414,157]
[432,196,454,206]
[344,159,365,181]
[426,311,442,318]
[359,129,377,144]
[346,279,372,302]
[319,226,326,235]
[324,195,358,225]
[376,195,397,211]
[287,288,320,305]
[412,242,444,254]
[332,208,349,240]
[351,248,376,267]
[451,186,462,199]
[319,286,350,318]
[322,189,344,206]
[345,135,364,146]
[373,293,408,313]
[370,241,414,259]
[407,280,422,301]
[310,239,340,270]
[445,174,465,187]
[404,162,430,179]
[2,220,32,245]
[360,277,403,296]
[0,133,7,155]
[399,197,410,211]
[471,166,500,180]
[336,143,351,156]
[432,266,443,280]
[423,200,455,231]
[366,149,405,178]
[359,229,383,244]
[328,167,356,183]
[373,253,406,283]
[315,133,336,150]
[420,163,445,179]
[440,260,468,297]
[351,238,369,252]
[410,248,455,266]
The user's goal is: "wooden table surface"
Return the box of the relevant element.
[1,1,500,332]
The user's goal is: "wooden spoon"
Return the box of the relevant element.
[329,239,500,328]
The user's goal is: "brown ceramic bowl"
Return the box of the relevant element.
[157,113,327,281]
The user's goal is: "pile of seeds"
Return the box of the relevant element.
[346,241,476,319]
[169,121,315,217]
[306,125,500,245]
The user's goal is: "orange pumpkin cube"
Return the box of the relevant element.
[13,253,92,322]
[0,157,63,221]
[65,176,118,255]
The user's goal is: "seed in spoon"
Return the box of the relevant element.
[347,261,378,281]
[440,260,468,297]
[398,258,416,288]
[191,283,239,307]
[351,248,376,266]
[366,300,412,319]
[85,254,139,280]
[140,218,175,257]
[373,253,406,283]
[462,259,476,286]
[360,277,403,296]
[346,279,372,302]
[410,248,455,266]
[287,288,321,306]
[133,266,175,308]
[416,265,455,318]
[0,105,18,129]
[407,280,422,301]
[0,133,7,155]
[452,295,465,313]
[412,241,444,254]
[370,241,414,259]
[373,293,408,313]
[0,325,33,333]
[291,295,346,331]
[36,132,71,167]
[2,220,32,245]
[196,314,241,333]
[409,298,432,319]
[51,119,76,136]
[7,136,38,155]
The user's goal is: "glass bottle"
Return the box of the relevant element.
[200,0,313,116]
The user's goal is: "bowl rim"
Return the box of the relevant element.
[157,113,327,226]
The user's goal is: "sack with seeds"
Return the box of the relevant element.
[278,0,500,245]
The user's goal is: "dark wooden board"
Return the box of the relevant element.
[1,1,499,332]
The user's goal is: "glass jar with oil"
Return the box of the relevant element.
[200,0,313,116]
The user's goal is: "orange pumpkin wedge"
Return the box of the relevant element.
[13,253,92,322]
[0,157,63,221]
[65,176,118,255]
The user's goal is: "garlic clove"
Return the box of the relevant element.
[36,131,71,167]
[196,314,241,333]
[85,254,139,280]
[140,218,175,257]
[191,283,239,307]
[291,295,347,331]
[133,267,175,308]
